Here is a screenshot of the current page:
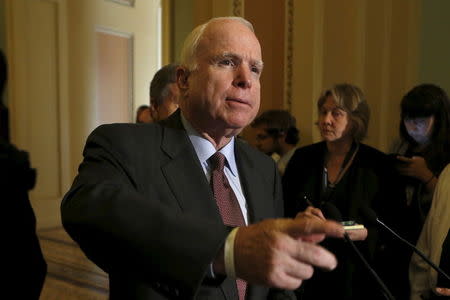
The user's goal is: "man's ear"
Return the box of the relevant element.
[176,67,190,91]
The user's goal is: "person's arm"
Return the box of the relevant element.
[436,287,450,296]
[213,162,344,291]
[409,165,450,300]
[396,156,437,192]
[61,125,229,298]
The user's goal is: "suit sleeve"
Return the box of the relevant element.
[61,125,228,298]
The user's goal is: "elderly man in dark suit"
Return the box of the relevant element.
[61,17,345,300]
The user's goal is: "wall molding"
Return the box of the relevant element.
[233,0,243,17]
[95,26,134,123]
[285,0,293,111]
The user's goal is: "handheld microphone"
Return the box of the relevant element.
[361,207,450,283]
[321,203,396,300]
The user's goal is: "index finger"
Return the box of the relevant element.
[286,217,344,239]
[436,287,450,296]
[293,240,338,271]
[396,156,412,163]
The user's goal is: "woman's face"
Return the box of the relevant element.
[318,95,351,142]
[404,115,435,144]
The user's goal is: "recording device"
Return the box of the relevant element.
[321,203,396,300]
[341,220,365,230]
[361,207,450,283]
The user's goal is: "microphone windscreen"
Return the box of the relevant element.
[360,207,378,225]
[321,202,343,222]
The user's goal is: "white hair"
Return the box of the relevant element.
[179,17,254,71]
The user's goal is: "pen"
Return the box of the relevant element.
[303,195,314,207]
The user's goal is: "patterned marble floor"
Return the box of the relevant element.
[38,227,109,299]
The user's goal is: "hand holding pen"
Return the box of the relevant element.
[298,196,368,242]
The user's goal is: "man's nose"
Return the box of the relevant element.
[233,65,252,89]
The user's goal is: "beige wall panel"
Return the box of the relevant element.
[289,0,420,151]
[6,0,159,228]
[322,0,364,88]
[419,0,450,93]
[383,0,420,151]
[245,0,285,112]
[239,0,285,144]
[66,1,97,177]
[290,0,325,146]
[6,0,68,228]
[172,0,194,61]
[192,0,234,25]
[67,0,159,177]
[26,1,60,198]
[96,30,132,125]
[364,0,391,148]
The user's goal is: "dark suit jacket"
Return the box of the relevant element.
[62,111,293,300]
[1,139,47,299]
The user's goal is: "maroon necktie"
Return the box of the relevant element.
[209,152,247,300]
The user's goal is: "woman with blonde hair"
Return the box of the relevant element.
[283,83,401,299]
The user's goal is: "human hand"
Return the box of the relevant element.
[345,227,368,241]
[295,207,334,242]
[297,206,325,220]
[298,206,367,241]
[233,217,344,290]
[436,287,450,296]
[396,155,433,182]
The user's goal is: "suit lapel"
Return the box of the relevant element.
[159,112,223,223]
[235,140,272,224]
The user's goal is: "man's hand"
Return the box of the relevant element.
[436,287,450,296]
[233,216,344,290]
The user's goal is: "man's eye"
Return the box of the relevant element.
[251,66,261,74]
[220,59,235,66]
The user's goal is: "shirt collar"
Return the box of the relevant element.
[180,113,238,176]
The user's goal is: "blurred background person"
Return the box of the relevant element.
[0,49,47,299]
[283,83,401,300]
[0,50,9,141]
[135,104,153,123]
[410,163,450,300]
[390,84,450,247]
[149,63,179,122]
[1,140,47,299]
[251,109,300,176]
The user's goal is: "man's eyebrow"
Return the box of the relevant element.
[213,52,264,69]
[212,52,240,61]
[252,60,264,71]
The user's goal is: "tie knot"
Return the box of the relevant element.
[209,152,226,172]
